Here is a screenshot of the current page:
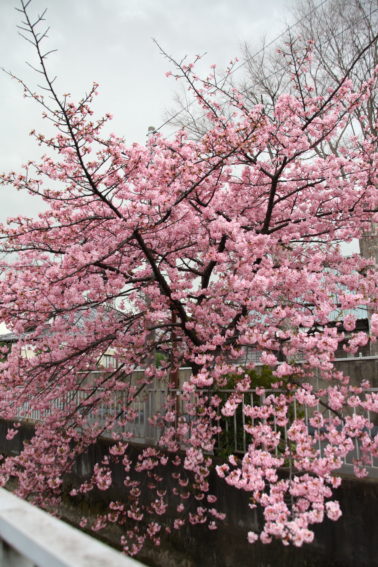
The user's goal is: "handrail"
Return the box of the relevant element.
[0,488,146,567]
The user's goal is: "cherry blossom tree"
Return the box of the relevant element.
[171,0,378,147]
[0,0,377,556]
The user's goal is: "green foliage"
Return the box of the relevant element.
[0,341,11,363]
[215,367,275,459]
[223,365,278,390]
[154,352,168,368]
[215,366,302,459]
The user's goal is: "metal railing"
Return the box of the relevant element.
[12,384,378,472]
[212,388,378,471]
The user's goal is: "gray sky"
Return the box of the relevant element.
[0,0,297,221]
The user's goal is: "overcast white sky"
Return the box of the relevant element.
[0,0,298,221]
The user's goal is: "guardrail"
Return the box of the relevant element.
[212,387,378,471]
[10,383,378,472]
[0,488,146,567]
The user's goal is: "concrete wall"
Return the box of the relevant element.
[0,421,377,567]
[333,357,378,388]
